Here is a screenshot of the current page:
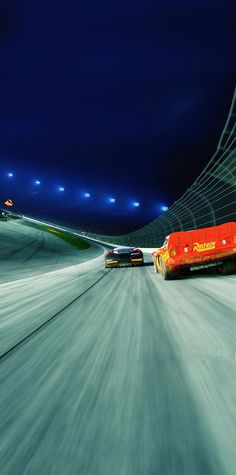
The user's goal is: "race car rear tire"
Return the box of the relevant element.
[217,261,236,275]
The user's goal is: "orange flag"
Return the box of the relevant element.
[4,199,13,207]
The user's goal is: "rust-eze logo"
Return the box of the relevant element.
[193,242,216,252]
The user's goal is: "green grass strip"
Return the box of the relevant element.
[33,223,91,250]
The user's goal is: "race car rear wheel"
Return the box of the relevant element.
[217,261,236,275]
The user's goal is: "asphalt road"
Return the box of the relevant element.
[0,220,102,283]
[0,221,236,475]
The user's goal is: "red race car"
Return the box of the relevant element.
[153,222,236,280]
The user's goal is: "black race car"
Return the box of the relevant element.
[104,247,144,268]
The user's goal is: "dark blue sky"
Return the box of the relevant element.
[0,0,235,232]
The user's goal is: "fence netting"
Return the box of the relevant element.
[84,87,236,248]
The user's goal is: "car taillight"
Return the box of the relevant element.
[170,247,176,257]
[132,248,141,253]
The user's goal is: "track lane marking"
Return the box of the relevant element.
[0,270,111,361]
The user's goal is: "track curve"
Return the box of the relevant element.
[0,220,102,283]
[0,221,236,475]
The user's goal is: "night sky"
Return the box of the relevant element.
[0,0,235,233]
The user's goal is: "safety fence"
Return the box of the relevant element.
[83,87,236,248]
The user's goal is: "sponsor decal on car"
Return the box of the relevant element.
[193,242,216,252]
[162,251,169,263]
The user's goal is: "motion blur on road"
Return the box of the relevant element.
[0,219,236,475]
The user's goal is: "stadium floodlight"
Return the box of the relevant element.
[35,180,41,185]
[133,201,140,207]
[161,205,169,212]
[58,186,65,192]
[84,192,90,198]
[8,172,14,177]
[109,198,116,203]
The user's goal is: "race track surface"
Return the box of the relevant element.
[0,221,236,475]
[0,220,101,282]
